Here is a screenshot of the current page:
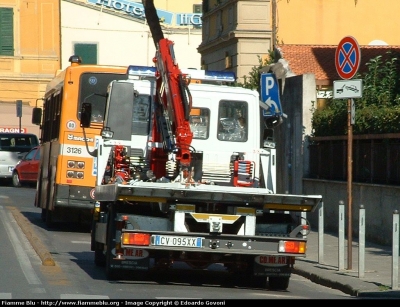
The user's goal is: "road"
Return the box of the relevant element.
[0,184,355,300]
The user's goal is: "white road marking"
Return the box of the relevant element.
[0,293,12,299]
[0,206,42,285]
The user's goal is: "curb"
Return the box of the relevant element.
[293,267,356,296]
[7,206,56,266]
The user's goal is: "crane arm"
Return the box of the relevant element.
[153,39,193,169]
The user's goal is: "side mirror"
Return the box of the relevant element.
[80,102,92,128]
[31,107,42,125]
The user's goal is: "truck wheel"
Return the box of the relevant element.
[94,244,106,267]
[268,276,290,290]
[105,206,118,280]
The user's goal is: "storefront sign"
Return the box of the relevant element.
[88,0,202,26]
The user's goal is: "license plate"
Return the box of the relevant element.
[8,166,14,172]
[152,235,203,248]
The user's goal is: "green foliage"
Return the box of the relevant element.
[312,51,400,136]
[311,100,347,136]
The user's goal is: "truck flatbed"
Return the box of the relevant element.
[95,182,321,212]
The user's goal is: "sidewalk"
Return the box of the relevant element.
[293,230,400,298]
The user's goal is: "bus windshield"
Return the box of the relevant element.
[78,72,128,123]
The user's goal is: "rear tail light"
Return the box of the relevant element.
[278,241,306,254]
[122,233,151,246]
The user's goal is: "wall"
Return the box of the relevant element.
[0,103,40,137]
[61,0,202,70]
[0,0,60,109]
[198,0,272,83]
[303,179,400,246]
[275,74,316,195]
[277,0,400,45]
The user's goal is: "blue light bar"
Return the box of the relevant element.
[182,69,236,82]
[127,65,156,77]
[127,65,236,82]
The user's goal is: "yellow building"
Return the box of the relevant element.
[276,0,400,46]
[0,0,60,134]
[0,0,60,107]
[199,0,400,82]
[0,0,201,134]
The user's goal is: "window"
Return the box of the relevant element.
[0,8,14,56]
[74,43,97,64]
[132,95,151,135]
[225,51,232,68]
[190,108,210,139]
[193,4,202,13]
[217,100,248,142]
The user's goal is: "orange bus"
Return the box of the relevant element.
[32,55,127,227]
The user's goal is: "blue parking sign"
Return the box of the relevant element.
[260,73,283,117]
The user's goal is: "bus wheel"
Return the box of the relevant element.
[45,209,54,228]
[41,209,46,222]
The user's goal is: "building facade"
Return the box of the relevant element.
[3,0,400,135]
[61,0,203,69]
[0,0,60,134]
[198,0,272,82]
[0,0,202,135]
[199,0,400,83]
[276,0,400,46]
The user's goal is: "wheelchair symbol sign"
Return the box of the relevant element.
[260,73,283,117]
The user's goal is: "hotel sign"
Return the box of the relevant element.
[88,0,202,26]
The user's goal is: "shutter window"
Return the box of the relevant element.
[74,44,98,64]
[0,8,14,56]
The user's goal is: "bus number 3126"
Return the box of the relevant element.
[66,147,82,154]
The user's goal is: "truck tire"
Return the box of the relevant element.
[268,276,290,290]
[94,243,106,267]
[105,206,118,280]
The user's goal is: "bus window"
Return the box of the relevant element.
[78,72,128,123]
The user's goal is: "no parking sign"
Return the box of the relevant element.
[335,36,361,80]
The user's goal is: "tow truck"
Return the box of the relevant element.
[79,36,322,290]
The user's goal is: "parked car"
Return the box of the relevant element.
[12,146,40,187]
[0,133,39,183]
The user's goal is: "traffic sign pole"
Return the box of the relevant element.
[347,97,353,270]
[335,36,361,271]
[16,100,22,133]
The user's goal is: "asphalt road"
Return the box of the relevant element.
[0,184,355,300]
